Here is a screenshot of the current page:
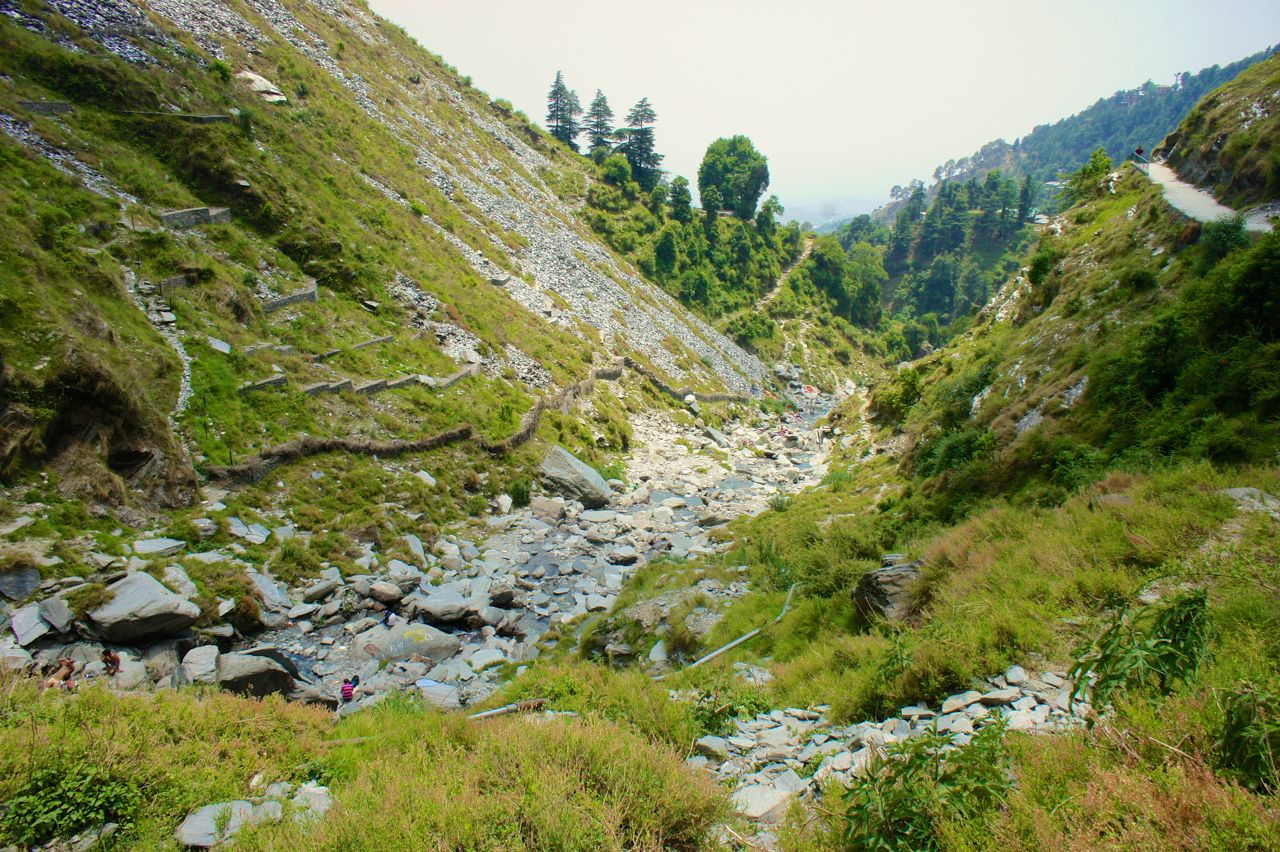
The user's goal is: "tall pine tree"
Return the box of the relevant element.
[584,89,614,152]
[545,71,582,151]
[617,98,663,191]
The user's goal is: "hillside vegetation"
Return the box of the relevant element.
[1,2,1279,850]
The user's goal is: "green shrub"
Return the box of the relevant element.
[1117,263,1159,291]
[1028,246,1062,285]
[0,763,142,845]
[769,492,794,512]
[1069,590,1211,708]
[210,59,231,82]
[1218,681,1280,792]
[509,476,532,508]
[842,718,1011,851]
[871,368,922,422]
[1197,214,1247,272]
[916,428,995,479]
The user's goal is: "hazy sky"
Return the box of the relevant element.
[369,1,1279,223]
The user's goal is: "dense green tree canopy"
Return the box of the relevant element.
[697,135,770,219]
[668,176,692,224]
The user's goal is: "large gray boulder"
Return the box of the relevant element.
[216,653,296,697]
[89,572,201,643]
[40,597,75,633]
[409,588,471,624]
[851,562,920,623]
[539,446,612,509]
[174,800,277,848]
[350,620,461,663]
[181,645,220,684]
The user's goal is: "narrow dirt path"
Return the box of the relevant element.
[1146,163,1274,232]
[756,235,814,311]
[717,237,815,334]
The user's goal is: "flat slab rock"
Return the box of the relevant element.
[89,572,201,643]
[731,784,795,822]
[0,565,41,601]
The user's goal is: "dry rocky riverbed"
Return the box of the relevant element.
[1,380,1104,848]
[0,383,840,713]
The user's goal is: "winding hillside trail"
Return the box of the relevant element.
[1145,162,1274,232]
[756,235,814,311]
[717,237,814,334]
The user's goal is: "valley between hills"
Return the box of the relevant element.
[1,1,1279,849]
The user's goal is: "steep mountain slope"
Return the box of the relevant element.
[0,0,767,514]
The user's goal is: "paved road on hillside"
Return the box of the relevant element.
[1147,163,1274,233]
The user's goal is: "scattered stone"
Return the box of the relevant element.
[980,687,1022,706]
[367,581,403,604]
[351,621,461,663]
[731,785,793,823]
[191,518,217,540]
[0,515,34,537]
[1004,665,1029,685]
[216,652,295,697]
[941,690,984,714]
[39,597,75,633]
[163,564,198,598]
[695,735,730,760]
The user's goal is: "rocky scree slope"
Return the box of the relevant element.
[0,0,768,512]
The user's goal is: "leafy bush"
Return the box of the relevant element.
[1028,245,1063,285]
[769,492,794,512]
[1069,590,1211,708]
[871,368,922,422]
[0,763,142,845]
[916,428,995,478]
[1116,263,1158,291]
[1218,681,1280,792]
[1197,213,1247,272]
[842,718,1010,851]
[509,476,532,508]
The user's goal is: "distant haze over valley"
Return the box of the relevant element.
[372,0,1279,215]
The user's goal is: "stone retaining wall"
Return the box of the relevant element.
[239,375,288,394]
[262,281,318,314]
[160,207,232,229]
[209,358,754,481]
[623,356,752,406]
[352,335,393,351]
[19,101,72,115]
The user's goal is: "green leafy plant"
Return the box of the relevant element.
[1069,590,1211,708]
[1218,681,1280,792]
[768,491,794,512]
[842,718,1010,851]
[0,762,142,845]
[508,476,532,508]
